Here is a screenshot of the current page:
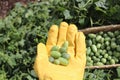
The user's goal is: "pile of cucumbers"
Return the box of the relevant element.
[49,41,70,66]
[86,30,120,66]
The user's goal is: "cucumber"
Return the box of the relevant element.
[99,31,104,35]
[95,52,100,57]
[51,45,59,51]
[91,45,97,53]
[101,58,106,64]
[86,47,91,55]
[59,57,69,66]
[104,37,111,41]
[86,40,92,46]
[111,38,116,41]
[107,56,112,60]
[62,41,69,48]
[54,59,60,65]
[116,45,120,52]
[51,51,61,59]
[98,55,103,59]
[105,41,110,46]
[95,62,104,66]
[106,46,110,50]
[86,30,120,66]
[96,43,101,48]
[104,54,108,58]
[92,56,97,60]
[110,59,115,64]
[61,53,70,60]
[96,35,102,42]
[49,56,55,63]
[88,33,96,38]
[49,41,70,66]
[114,30,119,36]
[111,42,117,49]
[59,47,67,53]
[103,33,108,37]
[86,62,93,66]
[87,56,92,61]
[107,31,114,37]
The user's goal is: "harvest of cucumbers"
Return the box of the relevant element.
[49,41,70,66]
[86,30,120,66]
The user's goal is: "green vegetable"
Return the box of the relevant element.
[101,58,106,64]
[110,59,115,64]
[50,51,61,59]
[86,30,120,66]
[87,56,92,61]
[86,47,91,55]
[88,34,96,38]
[116,46,120,52]
[114,31,119,36]
[54,59,60,65]
[59,57,69,66]
[91,45,97,53]
[106,46,110,50]
[111,42,117,49]
[51,46,59,51]
[104,37,111,41]
[49,56,55,63]
[107,56,112,60]
[96,35,102,41]
[105,41,110,46]
[59,47,67,53]
[49,41,70,66]
[96,43,101,48]
[107,31,114,37]
[86,63,93,66]
[95,62,104,66]
[62,41,69,48]
[86,40,92,46]
[95,52,99,57]
[62,53,70,60]
[104,54,108,58]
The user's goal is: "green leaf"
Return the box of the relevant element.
[117,67,120,77]
[63,10,72,19]
[95,0,107,9]
[29,70,38,78]
[95,7,106,14]
[76,0,82,2]
[79,18,85,26]
[26,75,33,80]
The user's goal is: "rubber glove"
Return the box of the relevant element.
[34,22,86,80]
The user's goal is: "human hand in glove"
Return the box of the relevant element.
[34,22,86,80]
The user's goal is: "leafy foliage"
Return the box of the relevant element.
[0,2,62,80]
[83,68,120,80]
[48,0,120,28]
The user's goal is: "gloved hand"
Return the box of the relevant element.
[34,22,86,80]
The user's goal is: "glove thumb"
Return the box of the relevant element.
[34,43,48,77]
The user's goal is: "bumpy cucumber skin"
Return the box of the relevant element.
[86,30,120,66]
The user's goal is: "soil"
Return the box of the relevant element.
[0,0,36,18]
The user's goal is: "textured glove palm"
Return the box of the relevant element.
[34,22,86,80]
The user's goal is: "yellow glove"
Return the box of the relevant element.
[34,22,86,80]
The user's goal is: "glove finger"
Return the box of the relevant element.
[46,25,58,53]
[66,24,77,57]
[75,32,86,65]
[57,22,68,47]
